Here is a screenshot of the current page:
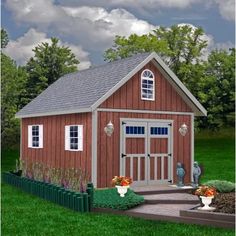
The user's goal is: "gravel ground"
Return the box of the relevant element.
[212,192,235,214]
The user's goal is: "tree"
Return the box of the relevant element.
[1,53,28,148]
[25,38,79,102]
[104,25,207,76]
[1,28,9,48]
[197,49,235,129]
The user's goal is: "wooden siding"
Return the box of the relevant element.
[99,61,191,112]
[97,111,192,188]
[21,113,92,178]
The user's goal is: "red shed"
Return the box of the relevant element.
[16,52,206,188]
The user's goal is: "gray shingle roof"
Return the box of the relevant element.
[16,52,151,117]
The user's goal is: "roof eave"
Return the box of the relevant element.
[15,107,92,119]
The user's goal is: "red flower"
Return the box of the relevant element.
[111,176,132,186]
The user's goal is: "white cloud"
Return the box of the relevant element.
[5,0,65,24]
[3,28,91,70]
[109,0,198,9]
[214,0,235,21]
[214,41,235,51]
[5,1,156,51]
[57,0,199,9]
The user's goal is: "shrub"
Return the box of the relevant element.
[93,188,144,210]
[203,180,235,193]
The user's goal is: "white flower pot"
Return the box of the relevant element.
[198,196,215,211]
[115,185,129,197]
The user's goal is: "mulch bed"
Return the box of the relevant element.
[212,192,235,214]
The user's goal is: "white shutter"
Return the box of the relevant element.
[39,125,43,148]
[77,125,83,151]
[65,126,70,150]
[28,125,32,148]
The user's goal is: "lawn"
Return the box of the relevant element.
[1,133,235,236]
[195,130,235,182]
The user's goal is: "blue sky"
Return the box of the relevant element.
[2,0,235,69]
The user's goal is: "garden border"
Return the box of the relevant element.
[2,172,94,213]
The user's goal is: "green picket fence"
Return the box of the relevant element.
[2,172,94,212]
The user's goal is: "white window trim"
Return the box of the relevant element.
[65,125,83,151]
[141,69,155,101]
[28,124,43,149]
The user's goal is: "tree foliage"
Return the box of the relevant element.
[1,53,27,148]
[196,49,235,129]
[1,28,9,48]
[25,37,79,103]
[104,25,207,76]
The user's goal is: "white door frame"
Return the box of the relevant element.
[120,118,173,186]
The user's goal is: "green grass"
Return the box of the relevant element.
[195,136,235,183]
[1,132,235,236]
[94,188,144,210]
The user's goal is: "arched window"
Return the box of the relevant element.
[141,69,155,101]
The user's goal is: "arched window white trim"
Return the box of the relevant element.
[141,69,155,101]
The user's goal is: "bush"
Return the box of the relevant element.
[93,188,144,210]
[203,180,235,193]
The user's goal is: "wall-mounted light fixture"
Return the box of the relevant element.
[104,120,114,136]
[179,123,188,136]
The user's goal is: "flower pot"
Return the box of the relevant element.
[115,185,129,197]
[198,196,215,210]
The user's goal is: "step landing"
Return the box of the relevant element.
[144,193,199,204]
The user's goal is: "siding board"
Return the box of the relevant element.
[22,113,92,181]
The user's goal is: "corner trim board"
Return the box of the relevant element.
[191,113,194,182]
[91,109,98,188]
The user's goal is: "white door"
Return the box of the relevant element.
[120,119,173,186]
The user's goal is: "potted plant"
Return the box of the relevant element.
[112,176,132,197]
[195,185,217,210]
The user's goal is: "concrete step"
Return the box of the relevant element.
[144,193,199,204]
[132,185,195,195]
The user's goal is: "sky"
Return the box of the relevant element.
[2,0,235,70]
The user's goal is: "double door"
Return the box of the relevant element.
[120,119,173,186]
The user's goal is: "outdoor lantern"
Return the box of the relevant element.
[179,123,188,136]
[104,120,114,136]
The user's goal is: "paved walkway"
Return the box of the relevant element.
[128,192,199,217]
[144,193,198,201]
[128,203,196,217]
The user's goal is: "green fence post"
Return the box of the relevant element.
[82,193,89,212]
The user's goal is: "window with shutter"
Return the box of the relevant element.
[28,125,43,148]
[65,125,83,151]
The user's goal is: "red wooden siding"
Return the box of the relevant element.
[21,113,92,179]
[99,61,191,112]
[97,111,192,188]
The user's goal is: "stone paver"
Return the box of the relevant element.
[144,193,198,201]
[128,204,196,217]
